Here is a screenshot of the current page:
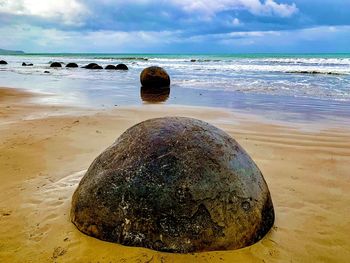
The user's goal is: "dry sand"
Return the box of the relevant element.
[0,87,349,262]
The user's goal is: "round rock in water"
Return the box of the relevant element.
[82,63,98,69]
[140,66,170,88]
[66,62,79,68]
[50,62,62,68]
[71,117,274,253]
[92,64,103,70]
[116,63,128,70]
[105,65,116,70]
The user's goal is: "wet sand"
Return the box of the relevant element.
[0,87,349,262]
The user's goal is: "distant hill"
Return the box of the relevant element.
[0,48,25,54]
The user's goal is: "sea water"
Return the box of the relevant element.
[0,53,349,122]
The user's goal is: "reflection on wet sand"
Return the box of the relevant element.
[140,86,170,103]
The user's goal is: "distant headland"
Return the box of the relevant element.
[0,48,25,54]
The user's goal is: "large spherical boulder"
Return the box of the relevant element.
[50,62,62,68]
[0,60,8,65]
[140,66,170,88]
[66,63,78,68]
[71,117,274,253]
[116,63,128,70]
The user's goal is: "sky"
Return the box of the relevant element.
[0,0,349,53]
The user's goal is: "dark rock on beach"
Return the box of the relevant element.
[140,66,170,88]
[22,62,33,66]
[44,71,50,74]
[50,62,62,68]
[286,70,343,76]
[116,63,128,70]
[105,65,116,70]
[82,63,98,69]
[82,63,102,69]
[71,117,274,253]
[92,64,103,70]
[0,60,8,65]
[190,59,196,62]
[66,63,78,68]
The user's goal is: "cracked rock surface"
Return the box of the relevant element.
[71,117,274,253]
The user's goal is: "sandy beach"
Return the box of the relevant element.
[0,87,349,262]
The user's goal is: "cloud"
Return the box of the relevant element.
[187,30,281,43]
[0,24,183,52]
[2,22,349,54]
[0,0,298,28]
[0,0,87,25]
[214,25,350,52]
[262,0,298,17]
[0,0,349,53]
[169,0,298,18]
[232,18,240,26]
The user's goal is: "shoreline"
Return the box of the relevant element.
[1,53,350,126]
[1,87,350,262]
[2,85,349,132]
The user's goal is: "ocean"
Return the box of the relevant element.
[1,53,350,123]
